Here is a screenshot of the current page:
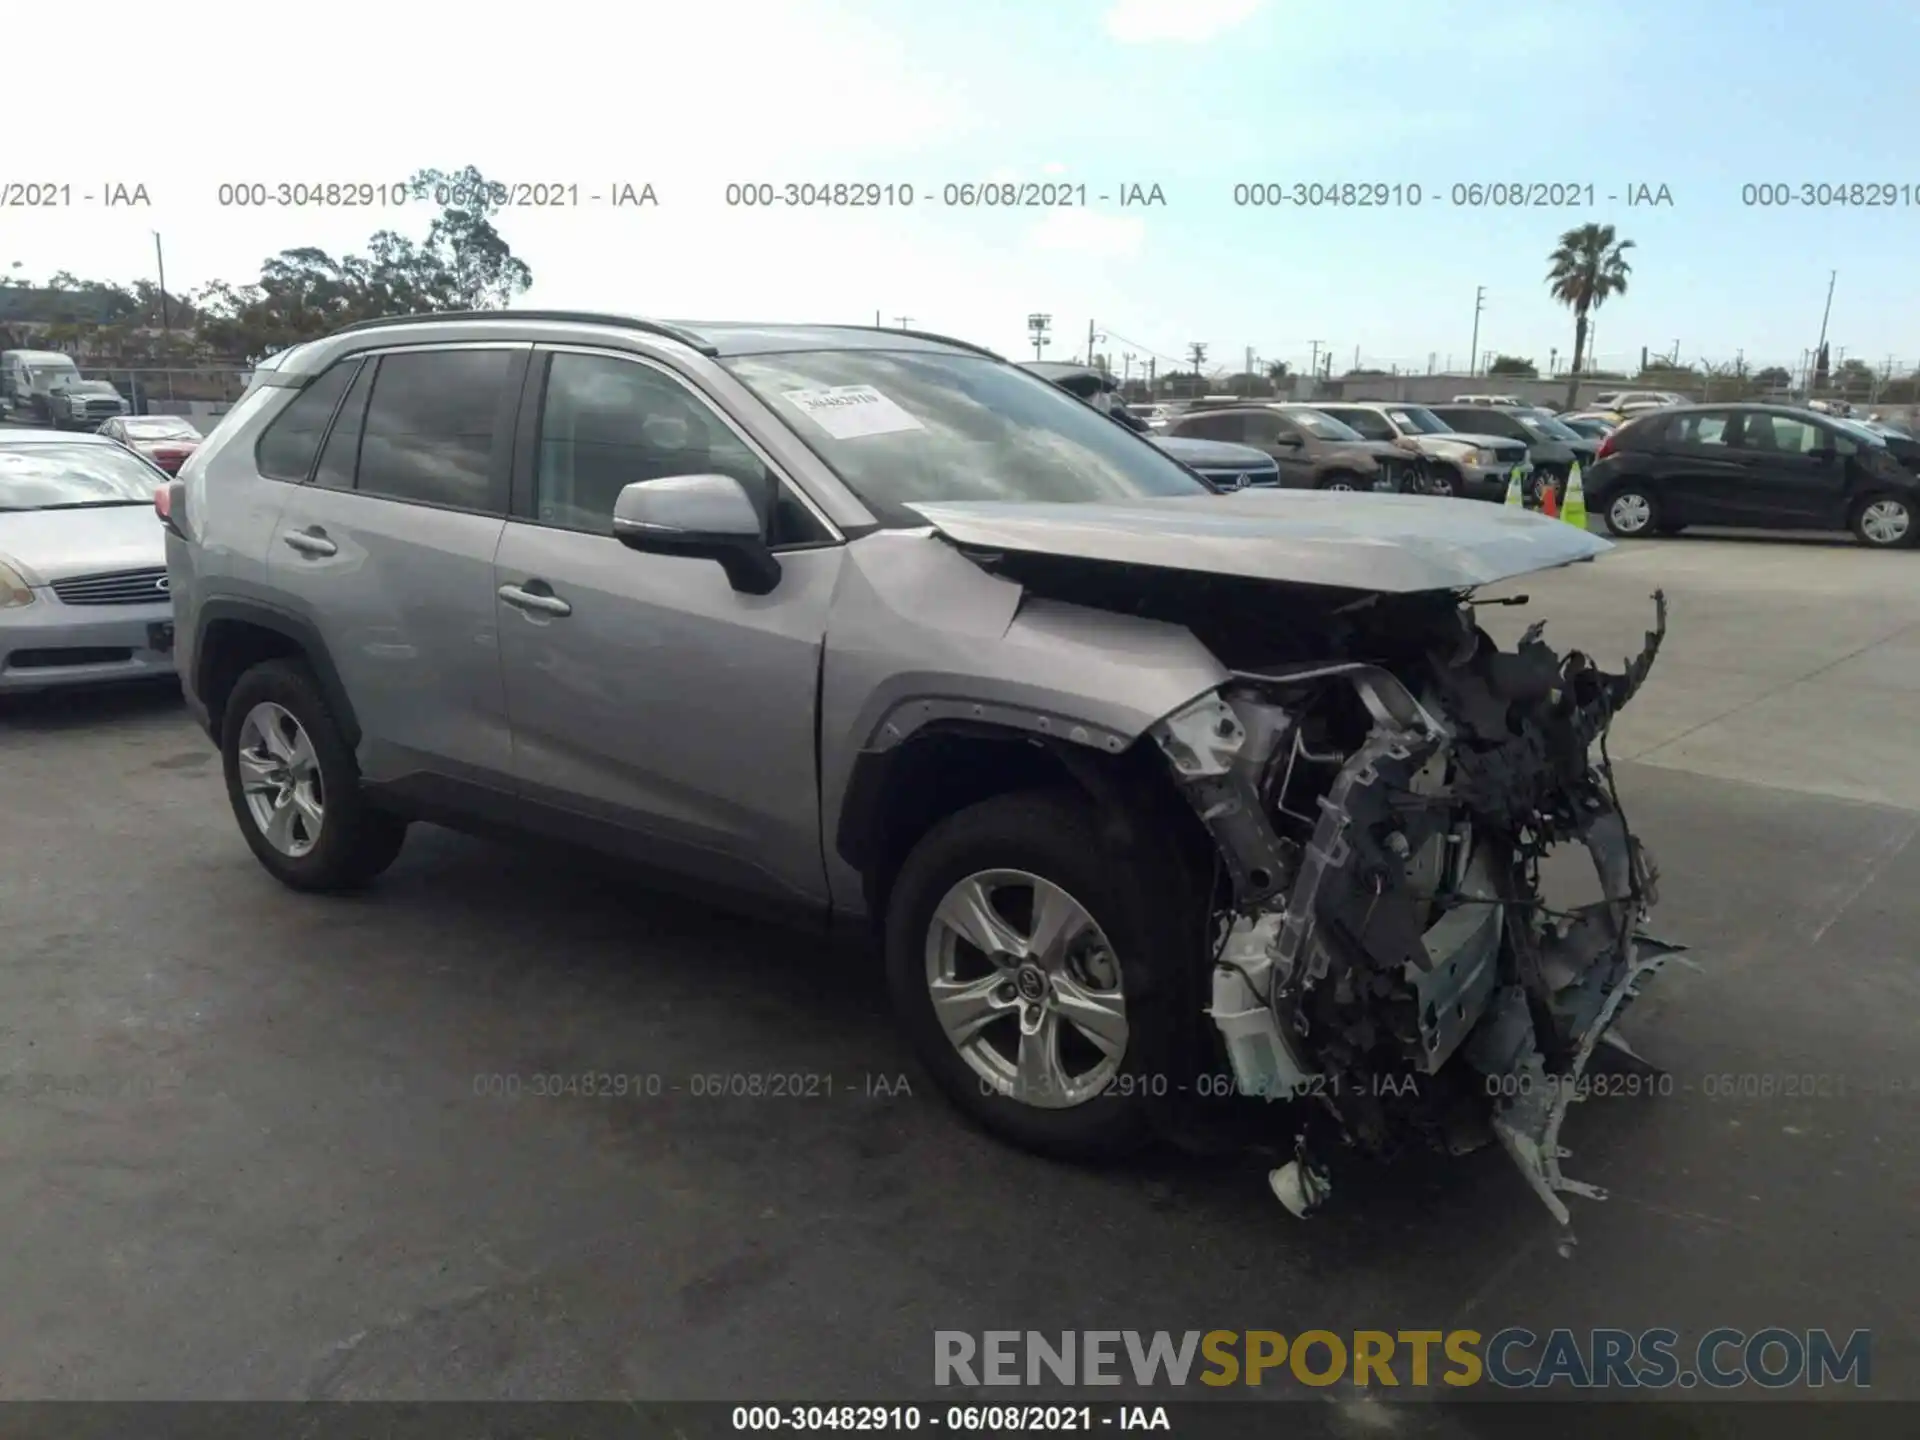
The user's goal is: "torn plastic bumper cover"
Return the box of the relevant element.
[1152,589,1682,1232]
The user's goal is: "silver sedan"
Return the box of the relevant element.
[0,429,176,694]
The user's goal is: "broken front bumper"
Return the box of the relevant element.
[1152,590,1683,1238]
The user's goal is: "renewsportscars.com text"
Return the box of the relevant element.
[934,1328,1871,1390]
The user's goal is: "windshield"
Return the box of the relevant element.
[124,418,198,439]
[1386,405,1451,435]
[30,366,79,387]
[0,442,163,510]
[1516,414,1578,441]
[1288,409,1367,441]
[721,349,1209,523]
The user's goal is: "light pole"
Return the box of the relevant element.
[1812,269,1837,396]
[1027,313,1052,360]
[1468,286,1485,377]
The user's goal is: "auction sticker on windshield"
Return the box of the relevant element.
[781,385,925,440]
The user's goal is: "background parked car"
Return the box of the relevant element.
[0,429,177,693]
[1428,403,1594,504]
[1556,411,1619,440]
[1586,403,1916,548]
[97,414,204,474]
[1286,400,1529,501]
[1165,404,1432,492]
[1449,393,1525,406]
[1592,390,1688,414]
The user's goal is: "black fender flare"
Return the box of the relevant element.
[194,597,361,748]
[833,704,1136,875]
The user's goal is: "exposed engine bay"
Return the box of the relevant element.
[970,548,1682,1246]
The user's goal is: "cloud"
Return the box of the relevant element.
[1103,0,1265,43]
[1028,209,1147,259]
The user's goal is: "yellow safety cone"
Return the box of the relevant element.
[1504,466,1524,508]
[1562,462,1589,529]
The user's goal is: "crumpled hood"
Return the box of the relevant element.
[906,489,1611,593]
[0,505,165,584]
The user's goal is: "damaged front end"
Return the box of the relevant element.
[1149,586,1683,1244]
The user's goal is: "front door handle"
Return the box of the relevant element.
[283,528,337,557]
[498,583,572,617]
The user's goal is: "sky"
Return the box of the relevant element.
[8,0,1920,380]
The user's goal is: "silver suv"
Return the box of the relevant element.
[164,311,1685,1236]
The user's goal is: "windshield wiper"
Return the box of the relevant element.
[31,499,152,510]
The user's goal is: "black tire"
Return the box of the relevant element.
[1849,492,1916,549]
[1430,464,1465,498]
[220,658,408,892]
[1600,483,1661,538]
[883,788,1203,1162]
[1318,470,1367,492]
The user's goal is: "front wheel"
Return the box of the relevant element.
[1851,494,1914,548]
[883,789,1200,1161]
[1318,471,1365,492]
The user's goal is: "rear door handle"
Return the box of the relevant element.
[283,528,337,557]
[498,583,572,617]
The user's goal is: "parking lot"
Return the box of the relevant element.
[1,529,1917,1408]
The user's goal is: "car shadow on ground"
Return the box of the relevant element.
[359,817,1587,1260]
[0,676,186,729]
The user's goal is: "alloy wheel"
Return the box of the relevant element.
[1860,499,1911,546]
[924,869,1128,1109]
[235,701,326,857]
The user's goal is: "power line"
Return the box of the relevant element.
[1099,326,1186,367]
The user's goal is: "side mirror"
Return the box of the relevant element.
[611,473,781,595]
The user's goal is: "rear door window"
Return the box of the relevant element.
[254,359,360,482]
[354,349,516,513]
[1672,412,1732,447]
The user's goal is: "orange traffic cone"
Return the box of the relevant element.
[1541,479,1560,520]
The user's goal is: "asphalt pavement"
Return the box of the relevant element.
[0,529,1915,1413]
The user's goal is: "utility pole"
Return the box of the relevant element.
[1468,286,1485,377]
[875,310,882,326]
[1352,344,1360,372]
[1813,269,1837,394]
[152,232,171,334]
[1027,313,1052,360]
[894,315,913,330]
[1122,352,1135,383]
[1188,342,1208,395]
[1245,346,1254,383]
[1307,340,1323,379]
[1147,357,1156,395]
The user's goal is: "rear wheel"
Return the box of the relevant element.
[220,659,409,892]
[1319,471,1365,492]
[884,789,1201,1161]
[1851,494,1914,548]
[1603,485,1660,537]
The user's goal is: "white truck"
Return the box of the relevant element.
[0,349,129,427]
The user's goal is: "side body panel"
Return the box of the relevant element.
[817,530,1231,916]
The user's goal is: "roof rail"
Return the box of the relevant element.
[326,310,719,356]
[822,324,1005,360]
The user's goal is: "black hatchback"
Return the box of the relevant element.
[1585,404,1918,548]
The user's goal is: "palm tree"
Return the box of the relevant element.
[1547,223,1634,407]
